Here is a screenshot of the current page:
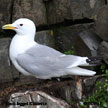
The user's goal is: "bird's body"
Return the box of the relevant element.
[2,18,102,79]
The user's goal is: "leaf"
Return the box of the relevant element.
[101,65,106,70]
[102,102,107,107]
[105,69,108,74]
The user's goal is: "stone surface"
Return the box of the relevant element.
[4,75,105,108]
[46,0,72,24]
[35,30,55,48]
[74,30,102,57]
[89,105,99,108]
[70,0,105,20]
[47,0,105,24]
[97,41,108,56]
[95,5,108,41]
[12,0,47,26]
[97,41,108,64]
[14,74,37,86]
[0,74,106,108]
[83,75,105,98]
[9,91,70,108]
[83,75,99,96]
[0,0,11,31]
[37,77,83,107]
[0,38,13,83]
[0,77,83,108]
[54,23,94,53]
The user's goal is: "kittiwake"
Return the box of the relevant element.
[2,18,102,79]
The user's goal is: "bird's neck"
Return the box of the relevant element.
[9,34,36,59]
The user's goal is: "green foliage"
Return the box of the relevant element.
[68,98,74,105]
[101,65,106,73]
[81,65,108,108]
[64,46,75,55]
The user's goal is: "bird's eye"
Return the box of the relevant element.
[20,24,23,26]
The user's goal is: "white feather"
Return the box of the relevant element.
[67,67,96,76]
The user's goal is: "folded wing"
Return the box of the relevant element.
[16,44,95,79]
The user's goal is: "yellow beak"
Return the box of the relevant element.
[2,24,17,30]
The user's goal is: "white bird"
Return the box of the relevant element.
[2,18,102,79]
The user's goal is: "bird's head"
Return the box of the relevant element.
[2,18,36,36]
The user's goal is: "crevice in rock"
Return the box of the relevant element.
[37,18,94,31]
[105,0,107,4]
[0,30,16,38]
[10,0,15,23]
[0,18,94,37]
[43,0,49,25]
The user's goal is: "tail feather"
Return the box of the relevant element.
[67,67,96,76]
[65,56,103,76]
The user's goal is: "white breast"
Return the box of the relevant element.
[9,34,36,75]
[9,34,36,59]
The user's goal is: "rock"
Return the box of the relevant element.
[12,0,47,26]
[5,75,106,108]
[83,75,99,96]
[35,30,55,48]
[54,23,94,53]
[47,0,105,24]
[8,91,70,108]
[83,75,105,97]
[97,41,108,56]
[82,75,106,108]
[0,0,11,31]
[14,74,37,86]
[97,41,108,64]
[70,0,105,20]
[89,105,99,108]
[1,74,106,108]
[37,77,83,106]
[74,30,102,57]
[0,38,14,83]
[95,5,108,41]
[47,0,72,24]
[0,77,83,107]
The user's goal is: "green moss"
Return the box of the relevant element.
[68,99,73,105]
[81,65,108,108]
[64,46,75,55]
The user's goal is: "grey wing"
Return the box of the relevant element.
[25,44,88,67]
[26,44,63,57]
[16,54,72,77]
[16,44,89,79]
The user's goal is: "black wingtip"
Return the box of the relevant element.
[86,56,104,65]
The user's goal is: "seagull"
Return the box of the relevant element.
[2,18,102,79]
